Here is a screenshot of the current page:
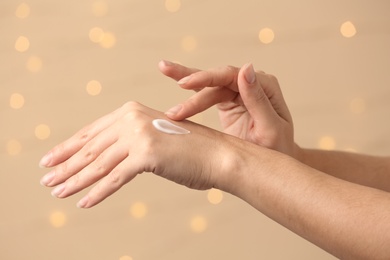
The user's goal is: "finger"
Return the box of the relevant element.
[158,60,200,81]
[165,87,238,120]
[237,63,280,128]
[176,66,240,92]
[252,67,292,124]
[40,122,120,187]
[39,103,134,168]
[165,65,241,121]
[76,157,141,208]
[51,141,129,199]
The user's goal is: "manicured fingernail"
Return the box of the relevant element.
[165,104,182,116]
[161,60,174,66]
[39,152,52,168]
[40,170,55,186]
[77,195,89,208]
[178,75,191,85]
[244,63,256,84]
[51,183,65,197]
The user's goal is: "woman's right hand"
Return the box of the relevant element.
[159,61,299,158]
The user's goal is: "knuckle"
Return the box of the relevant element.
[264,73,281,89]
[121,111,149,134]
[107,168,122,187]
[123,110,143,121]
[203,70,215,86]
[121,101,142,111]
[226,65,239,73]
[121,110,151,135]
[75,126,91,143]
[82,144,98,162]
[253,86,268,103]
[267,73,279,84]
[92,155,107,175]
[225,66,239,89]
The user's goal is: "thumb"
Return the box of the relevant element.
[237,63,279,126]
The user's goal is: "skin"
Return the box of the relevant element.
[160,61,296,157]
[159,60,390,192]
[39,62,390,259]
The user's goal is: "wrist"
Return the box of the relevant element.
[214,135,273,198]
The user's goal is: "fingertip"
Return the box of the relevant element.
[159,60,174,68]
[77,195,90,209]
[159,60,179,78]
[39,152,53,168]
[242,63,256,85]
[165,104,182,117]
[40,170,55,186]
[158,60,167,73]
[164,112,183,121]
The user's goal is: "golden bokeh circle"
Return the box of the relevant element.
[9,93,25,109]
[258,27,275,44]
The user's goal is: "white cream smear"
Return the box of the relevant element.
[152,119,190,135]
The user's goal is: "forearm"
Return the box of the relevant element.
[295,147,390,192]
[221,139,390,259]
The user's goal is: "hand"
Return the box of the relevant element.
[39,102,230,208]
[159,61,297,157]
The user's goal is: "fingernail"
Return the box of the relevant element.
[244,63,256,84]
[77,195,89,208]
[161,60,174,66]
[39,152,52,168]
[165,104,182,116]
[51,183,65,197]
[178,75,191,85]
[40,170,55,186]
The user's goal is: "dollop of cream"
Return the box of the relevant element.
[152,119,190,135]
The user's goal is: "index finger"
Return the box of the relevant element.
[177,65,240,92]
[158,60,200,81]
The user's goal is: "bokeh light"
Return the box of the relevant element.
[190,215,207,233]
[35,124,51,140]
[15,36,30,52]
[9,93,25,109]
[130,202,147,219]
[86,80,102,96]
[340,21,357,38]
[181,35,197,52]
[99,32,117,49]
[207,189,223,205]
[26,56,43,72]
[165,0,181,13]
[89,27,105,43]
[119,256,133,260]
[49,211,67,228]
[6,139,22,156]
[318,136,336,150]
[15,3,30,19]
[259,27,275,44]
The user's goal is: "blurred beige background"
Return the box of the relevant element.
[1,1,389,259]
